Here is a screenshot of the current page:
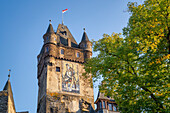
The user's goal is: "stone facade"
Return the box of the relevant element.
[37,23,94,113]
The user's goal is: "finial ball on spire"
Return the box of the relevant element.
[8,69,11,79]
[49,20,51,23]
[83,28,85,32]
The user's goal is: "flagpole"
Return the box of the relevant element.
[62,9,68,25]
[62,12,63,25]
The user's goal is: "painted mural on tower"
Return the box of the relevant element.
[62,61,80,93]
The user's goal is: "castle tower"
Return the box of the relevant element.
[37,22,94,113]
[79,28,92,60]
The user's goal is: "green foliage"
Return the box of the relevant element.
[84,0,170,112]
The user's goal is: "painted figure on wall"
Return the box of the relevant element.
[62,63,79,93]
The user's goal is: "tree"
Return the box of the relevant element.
[84,0,170,112]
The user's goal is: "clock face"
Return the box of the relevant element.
[62,61,80,93]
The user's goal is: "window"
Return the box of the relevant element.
[61,49,64,54]
[54,37,57,41]
[77,52,80,58]
[103,101,106,108]
[45,47,49,52]
[99,102,102,109]
[49,62,52,66]
[109,104,113,111]
[56,67,60,72]
[84,44,87,48]
[61,31,67,36]
[46,37,48,41]
[113,105,117,111]
[63,31,67,36]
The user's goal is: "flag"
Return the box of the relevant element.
[62,9,68,13]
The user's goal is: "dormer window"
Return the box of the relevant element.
[46,37,48,40]
[63,31,67,36]
[61,31,67,36]
[77,52,80,58]
[61,49,64,54]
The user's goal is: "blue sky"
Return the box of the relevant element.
[0,0,143,112]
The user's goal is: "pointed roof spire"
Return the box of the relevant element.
[3,69,12,91]
[3,79,11,91]
[3,70,16,112]
[46,20,55,34]
[81,28,89,42]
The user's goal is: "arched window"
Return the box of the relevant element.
[61,49,64,54]
[77,52,80,58]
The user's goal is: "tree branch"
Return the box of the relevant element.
[126,57,164,110]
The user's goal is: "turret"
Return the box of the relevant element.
[79,28,92,59]
[0,71,16,113]
[79,28,92,52]
[43,20,58,45]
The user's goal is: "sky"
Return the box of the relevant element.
[0,0,143,113]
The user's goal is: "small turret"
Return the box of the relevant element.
[1,70,16,113]
[79,28,92,52]
[43,20,58,45]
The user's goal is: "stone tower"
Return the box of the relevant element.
[37,22,94,113]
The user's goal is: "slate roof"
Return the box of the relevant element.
[56,24,79,48]
[46,23,55,34]
[81,31,89,42]
[94,91,115,104]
